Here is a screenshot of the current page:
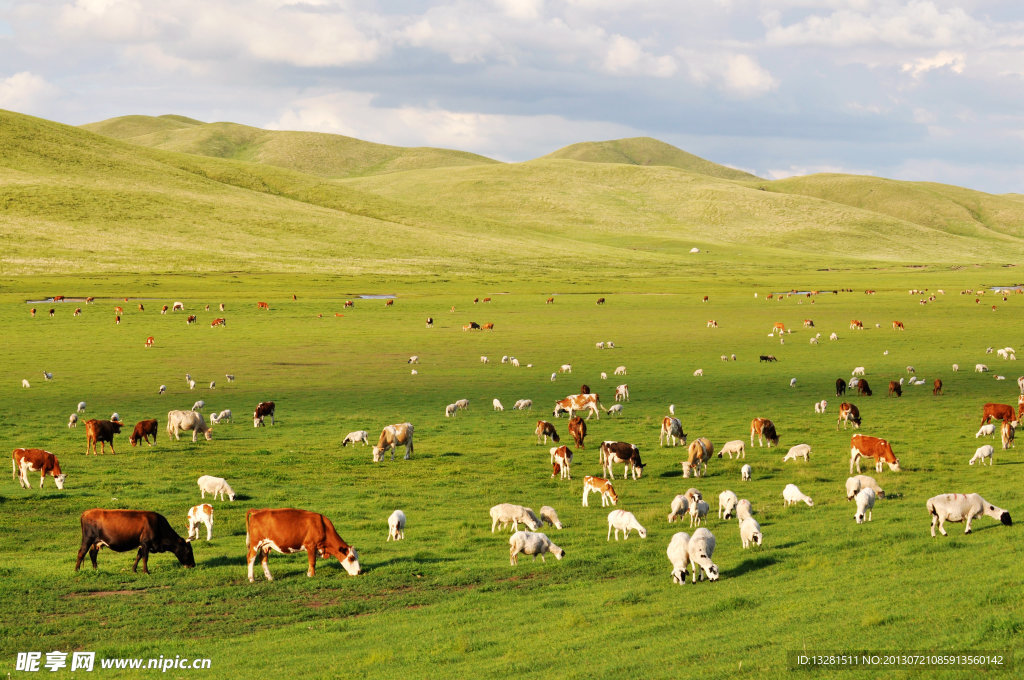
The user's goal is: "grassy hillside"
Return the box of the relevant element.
[82,115,498,178]
[541,137,759,181]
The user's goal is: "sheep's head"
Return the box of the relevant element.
[551,545,565,560]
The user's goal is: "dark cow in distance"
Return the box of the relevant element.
[85,419,124,455]
[888,381,902,397]
[856,378,873,396]
[246,508,361,582]
[75,509,194,574]
[836,378,847,397]
[254,401,276,427]
[568,416,587,449]
[130,419,159,447]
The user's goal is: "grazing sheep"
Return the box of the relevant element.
[188,379,196,390]
[854,488,876,523]
[197,475,235,501]
[509,531,564,565]
[539,506,563,530]
[387,510,406,541]
[614,366,626,375]
[21,379,30,388]
[687,528,719,583]
[513,399,533,410]
[110,413,121,422]
[501,356,509,364]
[560,364,572,374]
[718,490,738,519]
[927,493,1012,536]
[667,495,689,523]
[852,367,866,376]
[783,483,814,507]
[606,341,615,349]
[845,475,885,500]
[511,358,520,368]
[689,500,709,527]
[493,398,505,412]
[830,332,838,341]
[809,337,818,345]
[814,399,828,414]
[77,401,87,413]
[600,372,608,380]
[976,424,996,438]
[952,364,959,372]
[782,444,811,462]
[550,372,557,381]
[605,404,623,416]
[210,409,232,425]
[410,369,418,375]
[225,374,235,382]
[717,440,745,459]
[790,378,797,387]
[481,355,489,363]
[445,403,457,418]
[741,464,751,481]
[975,364,989,373]
[408,355,419,364]
[186,503,214,542]
[740,517,762,548]
[192,400,205,412]
[43,371,53,381]
[721,354,728,361]
[68,413,78,428]
[341,430,369,446]
[736,499,753,523]
[158,385,166,394]
[693,369,704,377]
[607,510,647,540]
[667,532,692,584]
[454,399,469,411]
[490,504,542,533]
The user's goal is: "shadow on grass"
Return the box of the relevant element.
[441,451,462,457]
[728,555,778,577]
[369,555,457,569]
[769,541,804,550]
[202,555,247,568]
[659,469,682,478]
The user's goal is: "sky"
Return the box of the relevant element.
[2,0,1024,193]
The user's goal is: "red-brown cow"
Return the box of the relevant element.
[129,419,159,447]
[385,299,394,307]
[856,378,873,396]
[933,379,943,396]
[75,509,194,574]
[85,419,124,455]
[145,336,154,348]
[750,418,779,447]
[850,434,900,473]
[888,381,902,397]
[253,401,276,427]
[245,508,361,582]
[12,448,67,489]
[482,322,494,330]
[568,416,587,449]
[187,315,197,324]
[257,301,270,310]
[535,420,559,444]
[981,403,1015,426]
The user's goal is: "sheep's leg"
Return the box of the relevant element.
[964,513,975,534]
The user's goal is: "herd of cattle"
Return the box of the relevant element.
[11,292,1022,584]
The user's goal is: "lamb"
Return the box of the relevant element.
[77,401,86,413]
[854,488,876,523]
[489,503,542,533]
[741,464,752,481]
[927,493,1012,536]
[159,385,166,394]
[408,355,419,364]
[789,378,797,387]
[410,369,417,375]
[341,430,369,446]
[68,413,78,428]
[852,367,865,376]
[509,531,564,565]
[513,399,532,410]
[686,528,719,583]
[830,332,838,341]
[845,475,885,500]
[492,398,505,411]
[387,510,406,541]
[666,532,692,584]
[782,444,811,462]
[607,509,647,540]
[481,356,489,363]
[21,379,29,388]
[718,490,738,519]
[560,364,572,374]
[667,495,689,523]
[976,424,995,438]
[600,372,608,380]
[975,363,989,373]
[693,369,704,377]
[539,506,563,530]
[814,399,828,414]
[605,403,623,416]
[511,358,520,367]
[197,475,235,501]
[970,445,994,466]
[445,403,457,418]
[689,500,710,527]
[739,518,762,548]
[186,503,214,542]
[210,409,232,425]
[614,366,626,375]
[783,483,814,507]
[717,440,745,459]
[736,499,753,523]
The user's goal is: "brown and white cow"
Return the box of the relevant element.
[535,420,559,444]
[850,319,864,330]
[659,416,686,447]
[682,437,713,478]
[850,434,900,473]
[12,448,66,489]
[253,401,275,427]
[129,419,159,447]
[372,423,414,461]
[186,503,214,542]
[582,476,617,507]
[75,509,195,574]
[888,381,902,397]
[567,416,587,449]
[553,393,602,420]
[145,336,154,348]
[600,441,644,480]
[245,508,361,581]
[803,319,814,328]
[892,320,905,330]
[837,402,861,429]
[550,445,573,479]
[750,418,779,447]
[85,419,124,455]
[463,322,481,331]
[1002,419,1015,450]
[210,317,226,327]
[981,403,1015,426]
[257,301,270,310]
[772,322,785,333]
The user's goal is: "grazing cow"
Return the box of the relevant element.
[892,320,905,330]
[253,401,276,427]
[706,320,718,328]
[888,381,902,397]
[187,315,197,324]
[750,418,779,447]
[660,416,686,447]
[186,504,214,542]
[245,508,361,581]
[344,300,354,308]
[482,323,494,331]
[257,301,270,310]
[580,384,591,394]
[582,476,617,506]
[85,419,124,455]
[803,319,814,328]
[210,317,226,327]
[172,302,184,311]
[166,410,212,442]
[138,303,144,311]
[535,420,559,444]
[550,446,573,479]
[596,297,605,305]
[372,423,414,461]
[856,378,873,397]
[546,297,554,304]
[980,403,1015,426]
[682,437,713,478]
[703,295,709,302]
[385,299,394,307]
[49,309,55,317]
[74,307,81,316]
[927,494,1012,537]
[568,416,587,449]
[553,393,602,420]
[933,379,943,396]
[75,509,195,574]
[462,322,481,331]
[599,441,644,480]
[145,336,154,348]
[12,448,67,490]
[850,320,864,330]
[837,402,862,429]
[759,355,778,362]
[850,434,900,474]
[161,305,168,314]
[129,419,159,447]
[614,384,629,402]
[1001,419,1015,450]
[114,306,124,315]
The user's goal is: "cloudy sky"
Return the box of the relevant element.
[2,0,1024,193]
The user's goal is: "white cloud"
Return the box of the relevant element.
[0,71,58,113]
[602,35,676,77]
[901,50,965,78]
[493,0,544,21]
[722,54,777,95]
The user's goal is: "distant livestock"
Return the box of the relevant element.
[372,423,415,462]
[166,410,212,442]
[341,430,369,446]
[387,510,406,541]
[85,419,124,455]
[197,475,235,501]
[253,401,276,427]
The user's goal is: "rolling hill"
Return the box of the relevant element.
[540,137,759,181]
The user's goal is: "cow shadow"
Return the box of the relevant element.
[441,451,462,457]
[659,470,683,478]
[201,555,247,568]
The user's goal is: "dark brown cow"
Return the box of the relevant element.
[385,299,394,307]
[129,419,159,447]
[344,300,354,308]
[981,403,1015,426]
[568,416,587,449]
[750,418,779,447]
[836,378,847,396]
[30,308,36,317]
[138,303,144,311]
[245,508,361,582]
[85,419,124,455]
[12,448,66,489]
[933,379,943,396]
[888,381,902,397]
[837,402,861,429]
[596,297,605,305]
[600,441,644,480]
[161,304,169,314]
[187,314,197,324]
[759,355,778,362]
[850,434,900,473]
[49,308,55,317]
[579,384,591,394]
[535,420,559,444]
[75,509,194,573]
[254,401,276,427]
[856,378,873,396]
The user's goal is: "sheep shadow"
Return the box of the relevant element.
[767,541,804,551]
[728,555,778,577]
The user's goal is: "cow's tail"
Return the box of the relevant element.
[244,509,255,548]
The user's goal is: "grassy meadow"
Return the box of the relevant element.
[1,270,1022,679]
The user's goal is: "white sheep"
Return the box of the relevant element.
[689,500,709,527]
[614,366,626,375]
[789,377,797,387]
[186,503,214,542]
[225,374,235,382]
[408,355,419,364]
[606,341,615,349]
[687,527,719,583]
[927,493,1012,536]
[783,483,814,507]
[830,332,838,341]
[159,385,166,394]
[782,444,811,462]
[21,379,30,388]
[809,337,818,345]
[210,409,232,425]
[845,475,885,500]
[975,363,989,373]
[501,355,509,364]
[445,403,457,418]
[693,369,703,377]
[814,399,828,414]
[511,358,520,368]
[560,364,573,374]
[77,401,86,413]
[410,369,418,375]
[852,367,865,376]
[607,509,647,540]
[481,355,489,364]
[191,400,205,412]
[976,424,995,438]
[741,464,752,481]
[197,475,235,501]
[717,440,745,459]
[604,403,623,417]
[600,372,608,380]
[667,495,689,523]
[539,506,563,530]
[68,413,78,428]
[667,532,691,584]
[513,399,533,410]
[598,342,606,349]
[952,364,959,372]
[387,510,406,541]
[969,445,994,466]
[490,503,542,533]
[188,379,196,390]
[509,531,564,565]
[492,398,505,411]
[854,488,876,523]
[341,430,369,447]
[209,381,216,390]
[736,499,753,523]
[550,372,557,381]
[718,490,738,519]
[739,517,762,548]
[455,399,469,411]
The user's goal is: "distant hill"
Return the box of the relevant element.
[82,115,498,178]
[540,137,759,181]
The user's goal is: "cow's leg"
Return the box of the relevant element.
[75,538,92,571]
[261,550,273,581]
[205,519,212,541]
[306,548,317,577]
[132,547,145,573]
[246,547,258,582]
[582,488,589,507]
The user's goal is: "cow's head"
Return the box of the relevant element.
[887,458,901,472]
[54,473,67,490]
[202,429,213,441]
[174,539,196,568]
[336,546,362,575]
[253,414,263,427]
[371,446,383,462]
